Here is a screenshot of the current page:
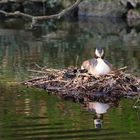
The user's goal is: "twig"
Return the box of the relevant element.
[64,79,74,88]
[34,79,68,84]
[43,68,63,73]
[28,69,48,74]
[75,55,79,67]
[35,64,42,69]
[118,66,127,70]
[21,76,48,84]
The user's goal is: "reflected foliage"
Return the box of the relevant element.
[0,18,140,83]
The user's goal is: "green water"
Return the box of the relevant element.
[0,84,140,140]
[0,18,140,140]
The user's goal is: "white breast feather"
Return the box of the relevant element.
[95,58,111,75]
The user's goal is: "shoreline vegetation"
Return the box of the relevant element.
[0,0,140,26]
[22,65,140,104]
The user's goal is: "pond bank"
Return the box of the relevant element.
[79,0,140,19]
[1,0,140,20]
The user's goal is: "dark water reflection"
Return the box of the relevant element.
[0,18,140,139]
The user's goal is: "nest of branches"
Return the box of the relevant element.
[23,66,140,103]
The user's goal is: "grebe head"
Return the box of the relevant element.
[95,48,104,58]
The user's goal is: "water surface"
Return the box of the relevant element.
[0,17,140,140]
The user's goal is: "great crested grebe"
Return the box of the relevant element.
[81,48,112,76]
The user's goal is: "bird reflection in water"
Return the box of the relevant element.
[24,97,31,116]
[85,101,110,129]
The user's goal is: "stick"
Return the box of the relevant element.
[118,66,127,70]
[28,69,48,74]
[75,55,79,67]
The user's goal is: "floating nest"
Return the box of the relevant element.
[23,66,140,103]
